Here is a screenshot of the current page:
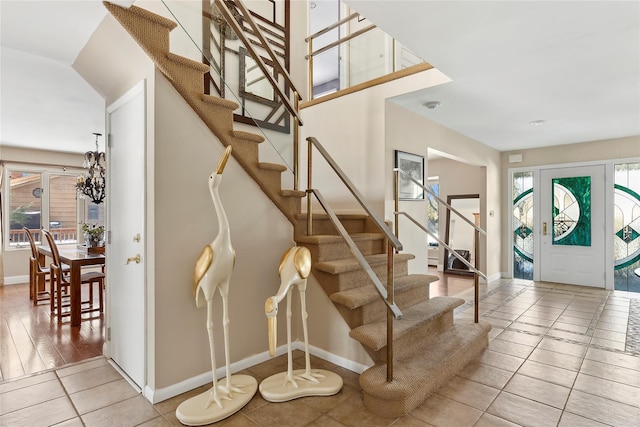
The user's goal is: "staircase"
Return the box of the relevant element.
[103,1,490,418]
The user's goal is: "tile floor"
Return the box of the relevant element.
[1,278,640,426]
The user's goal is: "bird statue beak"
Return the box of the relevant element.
[215,146,232,175]
[265,297,277,357]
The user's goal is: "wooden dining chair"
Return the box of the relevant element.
[42,229,105,323]
[24,227,52,305]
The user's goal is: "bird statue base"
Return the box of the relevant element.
[175,374,257,426]
[259,369,343,403]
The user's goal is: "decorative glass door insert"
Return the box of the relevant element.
[513,171,533,279]
[552,176,591,246]
[614,162,640,292]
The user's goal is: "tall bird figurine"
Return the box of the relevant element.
[177,146,256,425]
[260,246,342,402]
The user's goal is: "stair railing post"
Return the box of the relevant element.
[386,239,394,382]
[394,169,399,241]
[308,38,314,100]
[474,228,479,323]
[294,91,300,191]
[307,138,313,236]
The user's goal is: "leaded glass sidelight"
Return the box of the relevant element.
[552,176,591,246]
[614,162,640,292]
[513,171,533,279]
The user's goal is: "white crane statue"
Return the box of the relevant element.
[176,146,256,426]
[259,246,343,402]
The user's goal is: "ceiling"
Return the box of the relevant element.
[1,1,638,154]
[0,0,133,154]
[345,0,640,151]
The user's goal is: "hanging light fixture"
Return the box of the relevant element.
[76,132,106,204]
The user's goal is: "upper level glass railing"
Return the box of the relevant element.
[160,0,301,183]
[306,9,426,100]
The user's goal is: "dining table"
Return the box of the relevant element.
[37,246,106,326]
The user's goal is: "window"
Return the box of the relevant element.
[3,166,104,249]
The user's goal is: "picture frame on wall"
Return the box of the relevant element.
[395,150,424,200]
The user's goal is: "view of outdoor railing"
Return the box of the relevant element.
[10,228,77,246]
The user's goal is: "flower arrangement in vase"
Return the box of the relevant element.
[81,222,105,254]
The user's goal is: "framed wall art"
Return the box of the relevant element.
[395,150,424,200]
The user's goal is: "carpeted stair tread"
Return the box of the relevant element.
[281,189,306,198]
[231,130,265,143]
[330,274,437,309]
[296,232,383,245]
[201,94,240,110]
[165,52,210,72]
[259,162,288,172]
[104,2,177,30]
[295,212,368,221]
[314,253,414,275]
[350,297,464,351]
[359,319,491,417]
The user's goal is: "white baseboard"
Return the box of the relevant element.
[144,340,370,404]
[3,275,29,285]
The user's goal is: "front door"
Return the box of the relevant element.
[106,81,146,389]
[539,165,605,287]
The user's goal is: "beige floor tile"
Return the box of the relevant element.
[59,364,123,394]
[509,322,549,335]
[554,315,592,326]
[558,411,609,426]
[488,327,504,340]
[152,384,210,415]
[0,371,57,394]
[216,411,260,426]
[0,395,77,426]
[456,362,513,389]
[487,391,561,427]
[545,328,591,344]
[562,309,595,320]
[53,417,85,427]
[493,306,528,315]
[584,347,640,371]
[56,356,109,378]
[487,311,521,321]
[592,328,626,343]
[70,378,140,414]
[298,383,357,414]
[596,320,628,333]
[580,358,640,388]
[527,348,583,371]
[590,337,626,351]
[80,394,161,426]
[481,317,513,328]
[516,359,577,388]
[435,375,499,411]
[303,414,350,427]
[503,373,570,409]
[474,412,521,427]
[245,398,331,427]
[137,416,173,426]
[474,350,524,372]
[521,309,560,321]
[0,378,66,414]
[326,393,395,427]
[410,394,482,427]
[536,337,588,358]
[488,338,534,359]
[516,315,555,327]
[565,389,640,426]
[495,330,543,347]
[551,321,589,334]
[573,373,640,408]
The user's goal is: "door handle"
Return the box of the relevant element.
[126,254,141,265]
[543,222,547,235]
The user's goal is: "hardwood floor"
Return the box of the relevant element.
[427,266,475,297]
[0,283,104,382]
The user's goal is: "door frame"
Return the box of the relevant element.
[104,80,147,392]
[508,158,640,290]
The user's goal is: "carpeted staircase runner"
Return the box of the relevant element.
[103,1,490,417]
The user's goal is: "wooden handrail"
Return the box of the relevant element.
[305,12,360,41]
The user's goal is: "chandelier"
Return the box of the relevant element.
[76,132,106,204]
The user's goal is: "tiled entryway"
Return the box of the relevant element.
[1,279,639,426]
